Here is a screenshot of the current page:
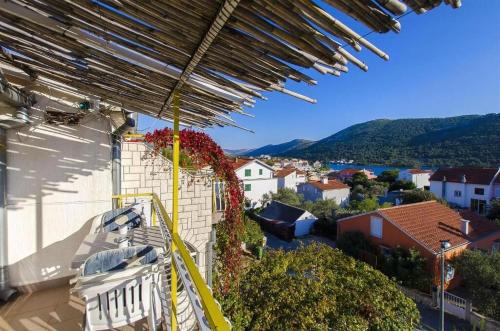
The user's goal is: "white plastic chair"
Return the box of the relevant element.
[72,247,163,330]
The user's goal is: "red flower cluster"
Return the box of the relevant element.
[145,128,243,293]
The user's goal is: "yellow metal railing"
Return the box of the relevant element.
[112,193,230,330]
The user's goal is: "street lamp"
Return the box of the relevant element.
[440,239,451,331]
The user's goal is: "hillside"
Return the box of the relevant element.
[243,139,314,157]
[268,114,500,167]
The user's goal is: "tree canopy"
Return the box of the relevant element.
[230,244,420,330]
[452,250,500,320]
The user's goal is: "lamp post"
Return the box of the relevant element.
[440,239,451,331]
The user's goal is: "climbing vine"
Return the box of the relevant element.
[144,128,243,294]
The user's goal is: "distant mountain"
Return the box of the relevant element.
[243,139,314,157]
[224,148,253,156]
[251,114,500,167]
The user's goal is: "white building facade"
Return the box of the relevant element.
[430,168,500,215]
[298,178,350,206]
[233,159,277,208]
[276,169,299,191]
[398,169,432,189]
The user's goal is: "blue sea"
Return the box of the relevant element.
[329,163,434,176]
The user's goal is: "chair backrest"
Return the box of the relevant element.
[82,245,158,276]
[80,267,162,330]
[100,207,142,233]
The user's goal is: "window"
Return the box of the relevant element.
[471,198,486,215]
[244,184,251,192]
[474,187,484,195]
[370,216,383,238]
[214,181,225,212]
[454,190,462,198]
[244,169,251,177]
[379,245,392,258]
[259,169,263,175]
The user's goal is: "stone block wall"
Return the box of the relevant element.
[121,141,214,278]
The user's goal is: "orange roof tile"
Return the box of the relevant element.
[227,157,253,170]
[309,180,350,191]
[275,168,296,178]
[407,169,432,175]
[377,201,500,253]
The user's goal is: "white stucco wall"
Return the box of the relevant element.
[6,107,112,287]
[235,160,273,180]
[399,171,430,189]
[430,181,492,209]
[294,210,317,237]
[298,184,350,206]
[278,172,298,191]
[242,178,277,208]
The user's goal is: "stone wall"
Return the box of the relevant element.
[120,141,214,278]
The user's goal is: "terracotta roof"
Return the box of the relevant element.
[377,201,500,253]
[296,170,307,175]
[338,168,360,175]
[275,168,296,178]
[430,167,499,185]
[407,169,432,175]
[228,158,253,170]
[309,180,350,191]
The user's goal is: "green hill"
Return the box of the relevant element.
[282,114,500,167]
[244,139,314,157]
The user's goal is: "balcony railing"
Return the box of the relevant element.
[112,193,230,330]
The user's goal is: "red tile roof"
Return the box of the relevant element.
[275,168,296,178]
[228,158,253,170]
[430,167,499,185]
[309,179,350,191]
[338,168,360,176]
[377,201,500,253]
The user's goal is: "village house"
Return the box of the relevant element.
[275,168,299,191]
[298,178,350,206]
[399,169,432,189]
[337,201,500,289]
[257,201,318,240]
[231,158,278,208]
[430,167,500,214]
[330,168,376,181]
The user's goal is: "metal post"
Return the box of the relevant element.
[439,240,450,331]
[171,92,180,331]
[111,135,121,209]
[0,128,16,301]
[440,247,445,331]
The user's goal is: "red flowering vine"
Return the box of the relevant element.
[145,128,243,294]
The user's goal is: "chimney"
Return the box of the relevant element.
[321,177,329,184]
[460,219,470,236]
[461,174,467,183]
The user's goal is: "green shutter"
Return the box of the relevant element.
[259,169,263,175]
[245,169,251,177]
[244,184,251,191]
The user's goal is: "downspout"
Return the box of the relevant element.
[0,128,16,301]
[112,112,135,209]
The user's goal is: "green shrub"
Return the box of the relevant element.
[336,231,376,258]
[380,247,431,292]
[242,217,264,247]
[226,244,419,330]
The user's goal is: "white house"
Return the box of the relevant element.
[430,167,500,215]
[258,200,318,238]
[398,169,432,189]
[231,158,278,208]
[298,178,350,206]
[275,168,299,191]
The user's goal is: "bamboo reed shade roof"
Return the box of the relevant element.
[0,0,460,129]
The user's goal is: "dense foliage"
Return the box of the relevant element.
[488,199,500,224]
[453,250,500,320]
[336,231,376,258]
[229,244,420,330]
[402,190,438,204]
[242,217,264,247]
[145,128,243,295]
[389,180,416,191]
[377,169,399,184]
[282,114,500,167]
[380,247,431,292]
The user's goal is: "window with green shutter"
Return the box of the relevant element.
[259,169,263,175]
[244,184,251,191]
[245,169,251,177]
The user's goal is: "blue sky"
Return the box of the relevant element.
[138,0,500,150]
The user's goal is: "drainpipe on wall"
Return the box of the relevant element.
[111,112,135,209]
[0,128,16,301]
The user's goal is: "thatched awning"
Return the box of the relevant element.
[0,0,460,129]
